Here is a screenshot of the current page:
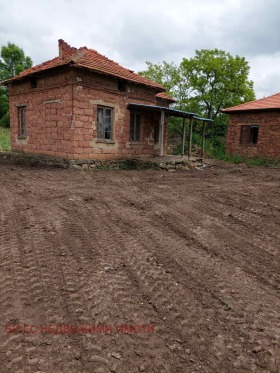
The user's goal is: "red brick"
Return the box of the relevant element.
[7,59,170,160]
[226,111,280,159]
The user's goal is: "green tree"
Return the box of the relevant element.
[0,43,32,127]
[139,50,255,140]
[139,61,179,92]
[0,87,9,127]
[181,49,255,121]
[139,61,193,110]
[139,61,194,137]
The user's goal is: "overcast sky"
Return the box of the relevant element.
[0,0,279,99]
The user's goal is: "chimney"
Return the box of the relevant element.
[58,39,74,58]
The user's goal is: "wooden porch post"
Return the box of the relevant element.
[201,120,206,159]
[159,109,165,157]
[188,117,193,160]
[181,117,186,157]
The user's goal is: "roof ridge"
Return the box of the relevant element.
[1,39,165,90]
[81,47,135,71]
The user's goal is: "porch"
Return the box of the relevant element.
[127,103,213,159]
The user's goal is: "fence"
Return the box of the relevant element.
[0,127,11,151]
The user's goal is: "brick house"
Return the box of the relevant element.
[222,93,280,159]
[1,39,180,160]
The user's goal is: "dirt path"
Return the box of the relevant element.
[0,161,279,372]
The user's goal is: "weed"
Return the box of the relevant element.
[0,127,11,151]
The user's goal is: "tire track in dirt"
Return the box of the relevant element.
[134,183,280,293]
[1,185,90,372]
[107,180,280,295]
[92,179,280,372]
[0,187,38,372]
[1,163,280,373]
[112,205,280,372]
[61,197,188,373]
[80,195,236,372]
[47,201,120,373]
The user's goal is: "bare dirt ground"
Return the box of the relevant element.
[0,159,279,373]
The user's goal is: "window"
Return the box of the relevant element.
[30,77,37,88]
[97,106,113,140]
[18,107,27,138]
[118,79,126,91]
[240,125,259,145]
[130,113,141,142]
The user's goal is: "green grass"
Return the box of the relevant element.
[205,137,280,167]
[0,127,11,151]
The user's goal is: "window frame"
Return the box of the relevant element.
[18,106,27,138]
[240,125,259,145]
[96,106,114,141]
[129,112,141,143]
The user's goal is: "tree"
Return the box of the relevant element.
[139,61,179,93]
[181,49,255,121]
[139,61,195,137]
[139,61,193,110]
[0,43,32,81]
[139,49,255,139]
[0,87,9,127]
[0,43,32,127]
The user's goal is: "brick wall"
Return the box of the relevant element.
[9,68,75,159]
[226,111,280,159]
[8,67,168,160]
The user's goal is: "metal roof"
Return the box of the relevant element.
[127,103,197,119]
[193,116,214,122]
[127,103,211,122]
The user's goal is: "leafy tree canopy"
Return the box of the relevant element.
[181,49,255,120]
[0,42,32,81]
[139,49,255,137]
[0,43,32,127]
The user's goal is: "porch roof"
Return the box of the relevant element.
[127,103,196,119]
[193,116,214,123]
[127,103,212,122]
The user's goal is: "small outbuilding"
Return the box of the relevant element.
[222,93,280,159]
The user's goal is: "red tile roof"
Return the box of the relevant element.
[1,40,165,91]
[156,92,177,102]
[221,92,280,113]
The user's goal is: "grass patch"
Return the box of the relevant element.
[206,137,280,167]
[0,127,11,151]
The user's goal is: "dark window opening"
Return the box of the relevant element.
[240,125,259,145]
[154,122,159,143]
[30,77,37,88]
[130,113,141,142]
[97,106,113,140]
[118,79,126,91]
[18,107,27,137]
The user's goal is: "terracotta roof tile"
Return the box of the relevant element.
[156,92,177,102]
[221,92,280,113]
[1,40,165,91]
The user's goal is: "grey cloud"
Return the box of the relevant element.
[0,0,279,98]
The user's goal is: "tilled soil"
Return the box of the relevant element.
[0,160,279,373]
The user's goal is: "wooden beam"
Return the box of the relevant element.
[201,120,206,159]
[188,116,193,160]
[159,109,165,157]
[181,117,186,157]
